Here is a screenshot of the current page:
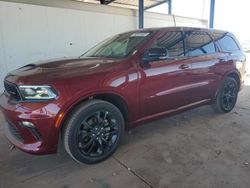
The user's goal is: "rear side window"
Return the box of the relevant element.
[216,34,240,52]
[151,31,185,57]
[184,31,216,56]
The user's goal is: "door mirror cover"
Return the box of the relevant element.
[142,47,168,63]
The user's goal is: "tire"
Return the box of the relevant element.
[63,99,124,164]
[213,76,239,113]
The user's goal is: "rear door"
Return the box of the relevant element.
[182,30,222,102]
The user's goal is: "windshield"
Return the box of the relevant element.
[81,31,152,58]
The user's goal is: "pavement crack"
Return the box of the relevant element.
[112,156,154,188]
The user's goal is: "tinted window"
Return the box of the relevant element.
[184,31,216,56]
[151,31,185,57]
[216,34,239,52]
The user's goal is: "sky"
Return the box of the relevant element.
[148,0,250,45]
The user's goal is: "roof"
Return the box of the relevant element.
[73,0,168,10]
[120,26,227,34]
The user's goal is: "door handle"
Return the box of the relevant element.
[179,64,189,69]
[219,58,227,62]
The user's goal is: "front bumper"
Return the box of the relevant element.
[0,92,61,154]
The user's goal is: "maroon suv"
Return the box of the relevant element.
[0,27,246,164]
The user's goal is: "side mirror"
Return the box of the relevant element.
[142,47,168,63]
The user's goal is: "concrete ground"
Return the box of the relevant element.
[1,60,250,188]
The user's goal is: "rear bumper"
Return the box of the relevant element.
[0,92,61,154]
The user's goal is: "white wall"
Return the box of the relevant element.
[0,1,207,92]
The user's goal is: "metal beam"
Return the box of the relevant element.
[100,0,116,5]
[209,0,215,28]
[144,0,172,15]
[139,0,144,28]
[168,0,172,14]
[144,0,166,10]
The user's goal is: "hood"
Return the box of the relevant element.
[5,57,119,84]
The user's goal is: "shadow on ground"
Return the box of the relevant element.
[1,84,250,188]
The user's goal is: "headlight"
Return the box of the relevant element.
[18,85,57,100]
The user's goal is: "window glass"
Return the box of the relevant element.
[151,31,185,57]
[82,31,152,58]
[215,34,239,52]
[184,31,216,56]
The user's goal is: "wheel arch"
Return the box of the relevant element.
[212,70,240,113]
[226,71,241,90]
[58,92,130,132]
[214,70,241,100]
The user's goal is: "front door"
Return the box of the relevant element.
[139,30,195,117]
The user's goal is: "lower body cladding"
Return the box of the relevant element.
[0,93,61,154]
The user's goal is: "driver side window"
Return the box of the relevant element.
[151,31,185,58]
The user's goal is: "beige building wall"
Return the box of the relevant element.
[0,1,208,91]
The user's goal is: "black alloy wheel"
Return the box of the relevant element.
[213,76,239,113]
[221,78,238,111]
[76,110,119,157]
[63,100,124,164]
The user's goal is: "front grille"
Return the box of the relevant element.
[4,81,21,101]
[8,122,24,143]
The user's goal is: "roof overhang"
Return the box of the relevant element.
[73,0,169,10]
